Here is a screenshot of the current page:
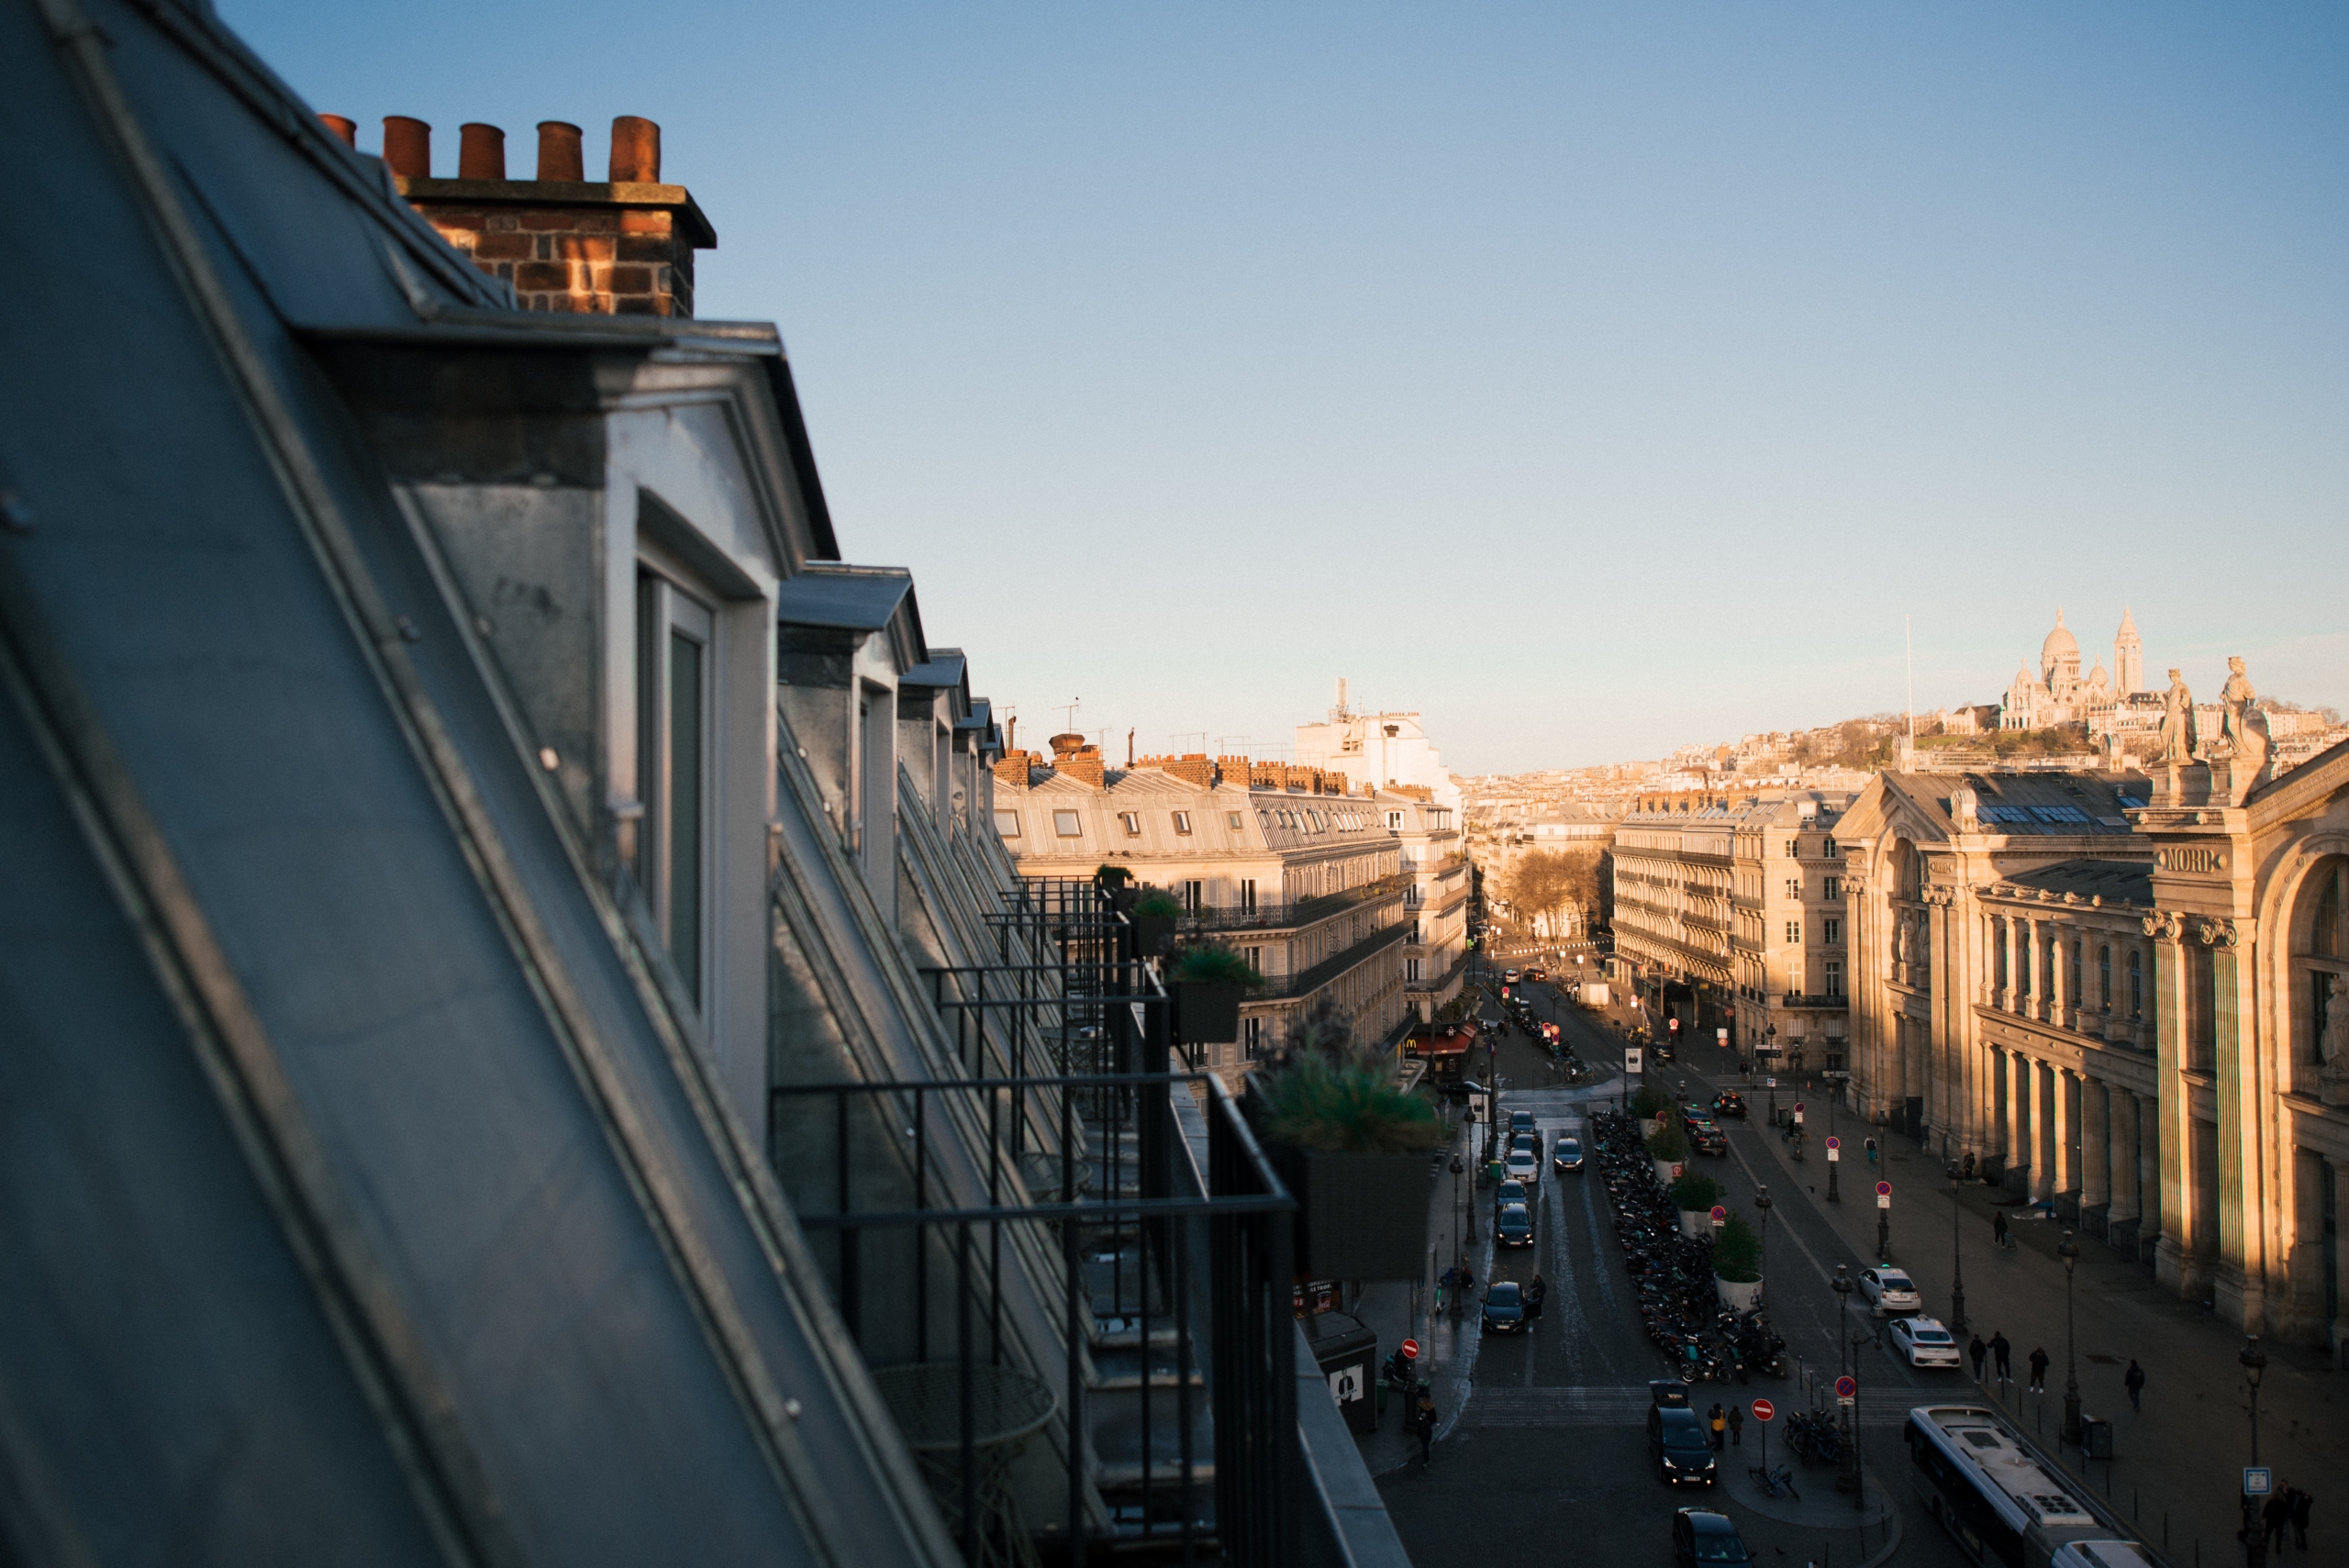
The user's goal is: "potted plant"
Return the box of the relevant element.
[1247,1000,1443,1279]
[1712,1211,1764,1312]
[1130,888,1183,956]
[1096,863,1138,914]
[1645,1116,1686,1186]
[1170,943,1264,1046]
[1672,1172,1720,1239]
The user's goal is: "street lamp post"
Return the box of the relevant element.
[1764,1026,1779,1126]
[1451,1151,1466,1251]
[1754,1186,1773,1299]
[2059,1229,2081,1446]
[1832,1265,1858,1494]
[1946,1160,1969,1337]
[1876,1186,1892,1262]
[1827,1084,1842,1204]
[2241,1335,2267,1466]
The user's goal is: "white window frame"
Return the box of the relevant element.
[1053,810,1083,838]
[1172,810,1193,835]
[994,809,1021,838]
[1119,811,1141,837]
[638,572,715,1009]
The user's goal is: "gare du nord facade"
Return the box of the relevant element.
[1835,734,2349,1353]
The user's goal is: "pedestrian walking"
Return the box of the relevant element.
[2290,1486,2312,1550]
[2028,1347,2050,1394]
[1728,1403,1744,1447]
[1990,1331,2013,1386]
[1709,1403,1727,1451]
[1969,1334,1988,1381]
[1528,1273,1548,1324]
[2264,1489,2290,1552]
[1414,1393,1438,1467]
[1993,1208,2010,1250]
[2124,1359,2145,1412]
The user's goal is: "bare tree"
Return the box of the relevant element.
[1505,847,1604,940]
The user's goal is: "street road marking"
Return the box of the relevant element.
[1463,1387,1909,1428]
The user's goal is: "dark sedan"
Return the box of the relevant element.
[1711,1092,1748,1119]
[1647,1406,1716,1486]
[1480,1282,1525,1334]
[1673,1508,1753,1565]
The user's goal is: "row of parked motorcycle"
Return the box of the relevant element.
[1591,1108,1787,1385]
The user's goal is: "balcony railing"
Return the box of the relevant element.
[1177,872,1411,934]
[1259,921,1409,999]
[1778,992,1847,1009]
[772,876,1386,1564]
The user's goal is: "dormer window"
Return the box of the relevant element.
[1119,812,1141,836]
[1172,811,1193,834]
[1054,810,1082,837]
[995,810,1021,837]
[638,571,714,1007]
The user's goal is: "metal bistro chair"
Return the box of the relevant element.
[871,1362,1059,1568]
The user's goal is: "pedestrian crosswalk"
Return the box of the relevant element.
[1462,1385,1910,1428]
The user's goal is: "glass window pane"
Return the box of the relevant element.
[668,628,702,1005]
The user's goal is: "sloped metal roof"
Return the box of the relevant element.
[0,0,942,1561]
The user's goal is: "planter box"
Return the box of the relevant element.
[1174,981,1243,1045]
[1270,1147,1434,1281]
[1652,1158,1681,1187]
[1679,1209,1709,1240]
[1103,884,1139,916]
[1130,914,1174,957]
[1714,1275,1764,1314]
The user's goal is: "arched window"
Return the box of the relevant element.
[2128,949,2143,1019]
[1993,920,2009,990]
[2291,858,2349,1081]
[2099,946,2111,1011]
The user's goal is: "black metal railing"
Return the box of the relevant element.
[769,1062,1298,1565]
[1172,872,1411,934]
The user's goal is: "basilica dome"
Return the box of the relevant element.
[2040,608,2079,680]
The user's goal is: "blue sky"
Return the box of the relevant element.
[223,2,2348,773]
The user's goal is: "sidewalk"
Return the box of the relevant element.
[1729,1085,2347,1568]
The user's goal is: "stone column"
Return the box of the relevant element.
[2050,1064,2075,1204]
[2081,1075,2110,1228]
[2106,1086,2142,1238]
[2210,921,2264,1331]
[2049,929,2068,1029]
[2151,914,2198,1297]
[2334,1162,2349,1367]
[2004,1050,2029,1192]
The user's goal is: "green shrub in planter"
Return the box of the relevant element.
[1644,1119,1686,1163]
[1130,889,1182,955]
[1712,1213,1762,1284]
[1096,863,1134,886]
[1170,944,1264,1045]
[1628,1084,1667,1120]
[1671,1172,1720,1212]
[1250,1041,1442,1279]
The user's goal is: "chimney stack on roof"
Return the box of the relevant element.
[327,112,715,317]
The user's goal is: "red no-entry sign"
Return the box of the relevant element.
[1751,1398,1776,1422]
[1400,1339,1420,1361]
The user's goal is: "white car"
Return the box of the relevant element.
[1857,1266,1921,1315]
[1887,1314,1963,1368]
[1506,1150,1540,1187]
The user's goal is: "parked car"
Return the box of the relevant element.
[1525,966,1547,981]
[1673,1508,1755,1565]
[1711,1092,1748,1120]
[1646,1404,1716,1486]
[1887,1315,1963,1368]
[1505,1150,1540,1188]
[1481,1281,1526,1333]
[1687,1120,1728,1156]
[1496,1202,1534,1249]
[1553,1134,1584,1172]
[1856,1266,1921,1315]
[1509,1109,1536,1139]
[1495,1180,1528,1210]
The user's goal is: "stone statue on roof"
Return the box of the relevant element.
[2157,668,2198,764]
[2218,655,2270,778]
[2320,975,2349,1107]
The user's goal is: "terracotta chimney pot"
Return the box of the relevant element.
[458,123,507,181]
[382,116,431,179]
[318,114,357,148]
[536,121,584,183]
[608,116,661,183]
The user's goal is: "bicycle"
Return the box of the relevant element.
[1748,1463,1800,1500]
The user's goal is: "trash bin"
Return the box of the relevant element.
[1304,1311,1379,1436]
[2082,1415,2114,1459]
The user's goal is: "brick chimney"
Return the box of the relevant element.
[340,113,716,317]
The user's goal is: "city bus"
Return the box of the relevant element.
[1904,1405,2151,1568]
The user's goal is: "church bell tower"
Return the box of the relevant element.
[2114,606,2143,697]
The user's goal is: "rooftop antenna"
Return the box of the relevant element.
[1053,697,1080,733]
[1904,615,1916,770]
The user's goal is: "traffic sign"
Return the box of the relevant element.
[1876,1181,1892,1196]
[1795,1102,1805,1114]
[1709,1205,1728,1222]
[1668,1017,1680,1032]
[1766,1077,1777,1088]
[1400,1338,1420,1362]
[2245,1467,2274,1496]
[1750,1398,1776,1423]
[1827,1144,1840,1162]
[1825,1136,1841,1150]
[1717,1028,1729,1044]
[1834,1375,1856,1403]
